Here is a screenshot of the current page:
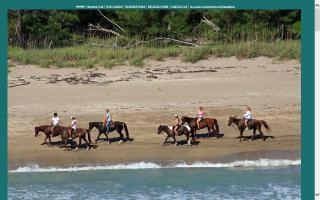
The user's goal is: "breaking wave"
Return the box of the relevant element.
[10,159,301,173]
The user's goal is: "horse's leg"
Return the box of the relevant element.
[95,132,103,143]
[43,136,48,146]
[193,128,197,138]
[76,137,82,151]
[82,135,90,150]
[48,136,52,147]
[252,128,256,141]
[64,138,68,151]
[257,124,265,141]
[173,136,178,146]
[163,136,169,146]
[207,127,210,138]
[239,130,243,142]
[186,133,191,146]
[118,130,124,144]
[103,132,110,144]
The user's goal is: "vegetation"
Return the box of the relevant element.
[9,40,300,68]
[8,10,301,68]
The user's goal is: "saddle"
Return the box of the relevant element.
[244,119,254,130]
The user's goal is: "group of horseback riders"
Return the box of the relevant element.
[50,105,254,139]
[50,109,113,139]
[37,104,268,149]
[171,106,253,136]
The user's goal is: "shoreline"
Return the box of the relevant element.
[9,149,300,171]
[9,149,301,171]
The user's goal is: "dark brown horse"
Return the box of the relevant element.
[88,121,133,144]
[181,116,219,138]
[228,116,271,142]
[34,125,67,147]
[66,127,92,151]
[157,125,194,146]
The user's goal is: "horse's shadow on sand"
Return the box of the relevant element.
[41,140,98,151]
[235,133,275,141]
[194,132,224,139]
[95,137,134,144]
[163,139,200,146]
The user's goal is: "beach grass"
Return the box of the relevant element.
[8,40,300,68]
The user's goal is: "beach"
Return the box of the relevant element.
[8,56,301,170]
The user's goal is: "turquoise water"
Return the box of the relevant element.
[9,165,300,200]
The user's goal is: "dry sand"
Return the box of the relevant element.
[8,56,301,170]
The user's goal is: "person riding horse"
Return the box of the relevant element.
[196,107,205,129]
[172,114,180,136]
[243,106,253,130]
[51,112,60,134]
[104,109,112,134]
[69,116,77,139]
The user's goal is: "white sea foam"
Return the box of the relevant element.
[9,159,300,173]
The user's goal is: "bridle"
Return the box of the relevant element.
[229,117,239,134]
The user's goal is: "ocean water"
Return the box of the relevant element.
[8,159,301,200]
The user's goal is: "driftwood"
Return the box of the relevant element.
[200,16,220,31]
[97,9,125,33]
[124,37,198,49]
[9,81,30,88]
[88,23,120,37]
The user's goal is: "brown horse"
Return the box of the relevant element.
[88,121,133,144]
[157,125,194,146]
[34,125,67,147]
[228,116,271,142]
[181,116,219,138]
[66,127,92,151]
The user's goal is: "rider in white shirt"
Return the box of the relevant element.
[104,109,112,134]
[243,106,253,131]
[70,116,77,138]
[51,113,60,133]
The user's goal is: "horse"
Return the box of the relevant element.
[66,127,92,151]
[157,125,194,146]
[227,116,271,142]
[88,121,133,144]
[34,125,67,147]
[181,116,219,138]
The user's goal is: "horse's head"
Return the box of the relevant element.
[181,116,187,124]
[228,116,238,126]
[227,116,234,126]
[34,127,40,137]
[157,125,163,134]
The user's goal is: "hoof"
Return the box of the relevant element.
[87,146,90,151]
[119,140,123,144]
[175,142,178,146]
[75,147,79,151]
[107,141,110,144]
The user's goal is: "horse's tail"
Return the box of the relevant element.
[213,118,219,133]
[86,129,92,144]
[261,120,271,133]
[122,122,131,141]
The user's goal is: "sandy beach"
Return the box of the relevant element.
[8,56,301,170]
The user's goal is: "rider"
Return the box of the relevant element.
[104,109,112,134]
[51,112,60,134]
[69,116,77,139]
[196,107,205,129]
[172,114,180,136]
[243,106,253,131]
